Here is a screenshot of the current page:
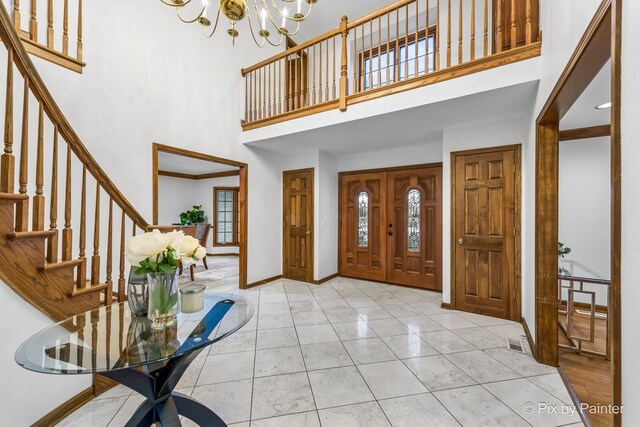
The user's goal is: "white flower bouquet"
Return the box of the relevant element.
[125,229,207,327]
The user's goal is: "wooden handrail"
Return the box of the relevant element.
[241,0,541,131]
[241,27,341,76]
[0,3,148,230]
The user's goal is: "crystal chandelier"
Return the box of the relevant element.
[161,0,317,46]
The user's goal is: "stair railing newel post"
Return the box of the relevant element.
[339,16,348,112]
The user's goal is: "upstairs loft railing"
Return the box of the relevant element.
[0,2,147,304]
[10,0,85,73]
[241,0,541,131]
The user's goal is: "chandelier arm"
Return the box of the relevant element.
[257,0,301,37]
[267,0,314,22]
[203,7,222,38]
[176,3,206,23]
[159,0,194,7]
[245,10,270,47]
[248,4,288,47]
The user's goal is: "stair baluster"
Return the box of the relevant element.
[105,197,113,303]
[61,144,72,260]
[117,210,126,302]
[16,76,29,232]
[77,165,87,287]
[91,182,100,286]
[1,49,13,193]
[32,102,45,231]
[47,127,58,262]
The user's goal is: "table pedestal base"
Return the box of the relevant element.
[99,349,226,427]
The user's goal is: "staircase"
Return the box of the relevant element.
[0,2,148,322]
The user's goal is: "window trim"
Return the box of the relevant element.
[213,187,240,247]
[358,26,436,91]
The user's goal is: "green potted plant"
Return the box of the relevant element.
[179,205,206,226]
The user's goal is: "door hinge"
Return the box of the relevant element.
[513,227,517,236]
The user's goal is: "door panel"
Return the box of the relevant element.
[453,147,518,320]
[339,166,442,290]
[283,169,314,282]
[339,172,386,281]
[386,167,442,290]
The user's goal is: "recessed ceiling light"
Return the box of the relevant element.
[595,102,612,110]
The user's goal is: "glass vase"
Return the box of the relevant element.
[127,267,149,317]
[147,270,180,330]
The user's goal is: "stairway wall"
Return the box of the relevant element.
[0,280,90,426]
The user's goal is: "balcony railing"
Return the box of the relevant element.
[241,0,541,131]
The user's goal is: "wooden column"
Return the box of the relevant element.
[535,122,559,367]
[77,165,87,287]
[47,128,59,263]
[16,77,30,232]
[339,16,348,111]
[77,0,83,62]
[61,144,72,261]
[47,0,54,49]
[29,0,37,42]
[62,0,69,55]
[525,0,533,44]
[13,0,21,31]
[91,182,100,286]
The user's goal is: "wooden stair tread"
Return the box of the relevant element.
[40,258,85,271]
[8,230,57,240]
[0,192,29,203]
[69,282,109,298]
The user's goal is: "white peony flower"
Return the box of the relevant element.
[194,246,207,260]
[170,234,202,262]
[125,229,172,267]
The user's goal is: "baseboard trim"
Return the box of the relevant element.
[311,273,339,285]
[441,302,453,310]
[207,253,239,257]
[247,275,282,288]
[521,317,537,359]
[32,387,94,427]
[558,367,593,427]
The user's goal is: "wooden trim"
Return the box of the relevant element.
[537,1,612,124]
[242,43,541,132]
[348,42,541,106]
[282,168,315,283]
[157,170,198,180]
[610,0,622,424]
[0,7,148,229]
[213,187,240,247]
[441,302,453,310]
[197,170,240,180]
[32,387,94,427]
[559,125,611,141]
[558,367,593,427]
[151,144,248,289]
[339,162,444,177]
[450,144,522,322]
[19,34,85,73]
[521,317,537,359]
[153,143,248,168]
[158,170,240,181]
[247,274,282,288]
[241,99,339,131]
[310,273,339,285]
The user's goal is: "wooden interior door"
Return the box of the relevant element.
[339,172,387,281]
[453,146,520,320]
[387,167,442,290]
[492,0,539,52]
[283,169,314,282]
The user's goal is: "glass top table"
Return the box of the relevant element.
[15,293,254,426]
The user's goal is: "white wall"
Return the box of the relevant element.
[621,0,640,421]
[559,137,611,280]
[0,281,91,426]
[520,0,604,339]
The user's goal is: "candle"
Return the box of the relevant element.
[282,7,287,28]
[297,0,302,14]
[261,8,267,29]
[180,284,206,314]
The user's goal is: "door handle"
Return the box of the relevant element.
[458,238,464,245]
[306,230,311,235]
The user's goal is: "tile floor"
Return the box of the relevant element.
[60,257,583,427]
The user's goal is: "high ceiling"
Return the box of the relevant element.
[158,152,239,175]
[561,60,611,130]
[294,0,396,41]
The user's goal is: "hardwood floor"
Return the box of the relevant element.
[558,327,613,427]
